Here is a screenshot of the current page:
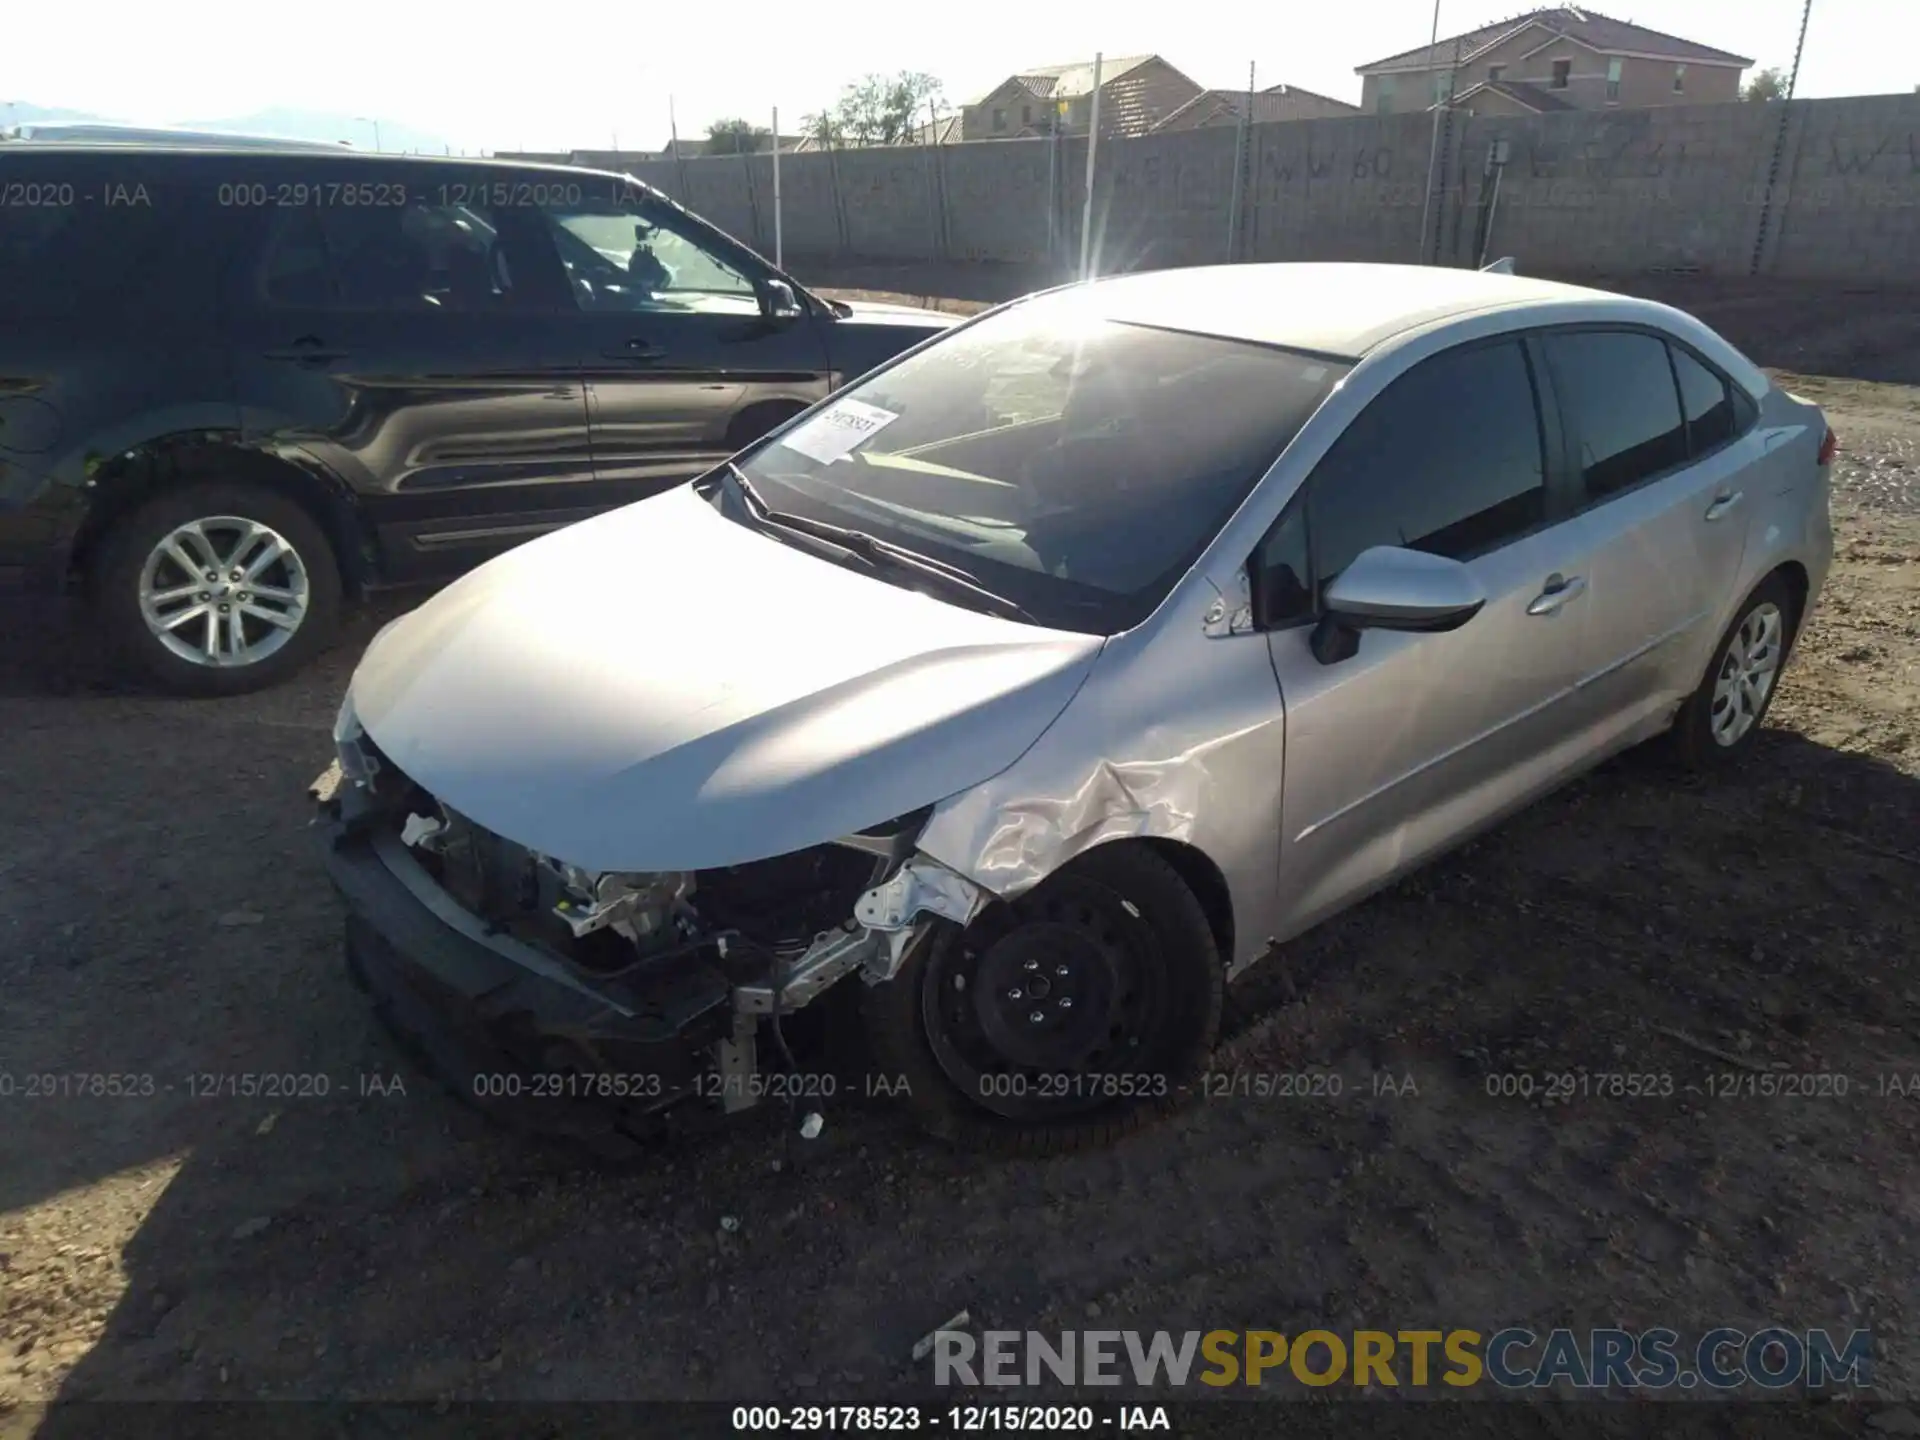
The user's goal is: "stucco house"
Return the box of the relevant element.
[1151,82,1360,132]
[1356,6,1753,116]
[960,55,1204,140]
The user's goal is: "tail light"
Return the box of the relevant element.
[1817,427,1838,466]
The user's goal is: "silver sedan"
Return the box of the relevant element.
[323,262,1834,1156]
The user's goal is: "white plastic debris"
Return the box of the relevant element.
[719,1215,740,1233]
[912,1310,971,1362]
[400,813,445,848]
[799,1112,824,1140]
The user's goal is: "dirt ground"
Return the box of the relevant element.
[1,279,1918,1422]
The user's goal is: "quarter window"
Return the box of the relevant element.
[1670,345,1739,455]
[1306,338,1546,593]
[1544,330,1689,500]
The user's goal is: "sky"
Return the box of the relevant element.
[5,0,1914,154]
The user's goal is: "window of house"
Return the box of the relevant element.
[1551,59,1572,89]
[1433,70,1454,103]
[1022,104,1032,125]
[1376,76,1397,113]
[1305,339,1547,594]
[1543,330,1690,501]
[1607,58,1623,100]
[992,107,1008,131]
[1673,64,1687,92]
[1487,65,1506,83]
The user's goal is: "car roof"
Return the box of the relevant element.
[0,144,632,182]
[1073,262,1623,359]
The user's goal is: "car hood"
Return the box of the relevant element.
[347,484,1102,873]
[834,299,963,328]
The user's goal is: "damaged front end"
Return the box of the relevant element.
[313,715,988,1140]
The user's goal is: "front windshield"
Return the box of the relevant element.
[731,295,1348,633]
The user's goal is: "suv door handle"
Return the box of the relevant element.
[601,339,666,361]
[1526,574,1587,616]
[263,337,348,365]
[1704,489,1744,522]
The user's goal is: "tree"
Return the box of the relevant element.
[808,71,944,148]
[705,117,772,154]
[1742,67,1788,102]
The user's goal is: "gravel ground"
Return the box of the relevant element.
[0,351,1916,1419]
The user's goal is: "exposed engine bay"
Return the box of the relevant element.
[319,727,989,1128]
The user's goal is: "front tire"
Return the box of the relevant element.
[1666,573,1799,769]
[92,481,343,697]
[863,845,1223,1155]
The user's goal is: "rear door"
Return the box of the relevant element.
[529,184,832,489]
[222,160,604,582]
[1542,328,1754,738]
[1263,336,1598,936]
[0,150,235,587]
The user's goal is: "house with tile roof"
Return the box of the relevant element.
[1355,6,1753,116]
[1151,81,1360,132]
[960,55,1204,141]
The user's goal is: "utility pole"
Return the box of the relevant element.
[1079,53,1104,280]
[1416,0,1444,262]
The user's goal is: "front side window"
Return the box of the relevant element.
[260,199,517,311]
[1306,339,1546,595]
[728,297,1348,633]
[1544,330,1689,500]
[539,197,760,315]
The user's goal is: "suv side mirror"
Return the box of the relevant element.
[760,279,805,322]
[1310,545,1486,665]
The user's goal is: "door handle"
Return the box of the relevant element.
[1704,489,1744,522]
[601,339,666,361]
[1526,574,1587,616]
[263,337,348,365]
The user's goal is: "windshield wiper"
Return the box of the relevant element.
[720,463,1036,623]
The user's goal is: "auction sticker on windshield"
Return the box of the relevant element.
[780,398,899,465]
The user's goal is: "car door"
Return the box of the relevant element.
[222,161,603,582]
[531,186,832,489]
[1541,328,1753,738]
[1260,335,1599,938]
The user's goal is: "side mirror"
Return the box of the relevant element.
[760,279,805,322]
[1309,546,1486,665]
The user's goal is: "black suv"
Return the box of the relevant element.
[0,145,955,694]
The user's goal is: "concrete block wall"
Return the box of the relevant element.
[612,93,1920,283]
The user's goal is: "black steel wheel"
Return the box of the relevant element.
[863,844,1222,1154]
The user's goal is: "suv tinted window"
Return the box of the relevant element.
[1670,344,1739,455]
[259,198,519,311]
[1307,338,1546,593]
[1545,330,1688,499]
[0,157,213,319]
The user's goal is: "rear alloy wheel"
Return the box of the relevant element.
[1666,573,1799,769]
[94,482,342,697]
[864,845,1222,1154]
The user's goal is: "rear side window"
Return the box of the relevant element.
[0,157,216,319]
[1544,330,1688,499]
[1670,344,1739,455]
[1307,338,1546,592]
[258,198,521,311]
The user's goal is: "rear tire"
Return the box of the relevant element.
[91,481,342,697]
[862,844,1223,1156]
[1665,573,1799,770]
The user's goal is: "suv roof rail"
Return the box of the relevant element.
[1,122,354,152]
